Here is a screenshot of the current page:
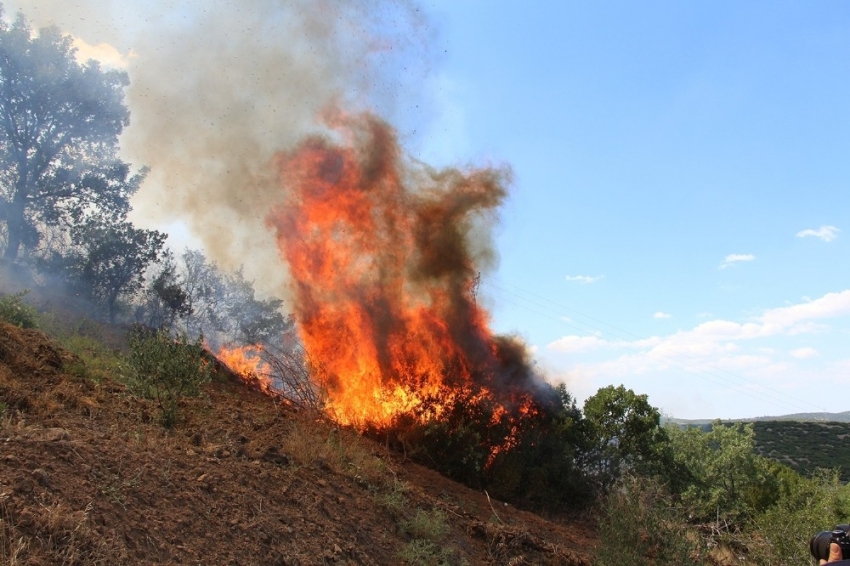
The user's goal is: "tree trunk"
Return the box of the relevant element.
[3,192,26,262]
[3,161,31,262]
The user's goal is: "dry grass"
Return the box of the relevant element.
[0,483,23,564]
[281,412,391,488]
[22,502,127,566]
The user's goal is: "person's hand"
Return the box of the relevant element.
[821,542,843,564]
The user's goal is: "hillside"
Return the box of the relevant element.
[670,410,850,426]
[670,418,850,482]
[752,421,850,482]
[0,321,595,565]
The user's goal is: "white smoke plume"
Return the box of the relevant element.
[5,0,435,298]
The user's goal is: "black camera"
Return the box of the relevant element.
[810,525,850,562]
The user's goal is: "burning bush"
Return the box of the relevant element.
[371,381,593,509]
[194,110,594,509]
[207,110,596,509]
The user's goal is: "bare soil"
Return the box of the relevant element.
[0,321,597,565]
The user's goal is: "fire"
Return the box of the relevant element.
[265,110,545,433]
[216,344,275,395]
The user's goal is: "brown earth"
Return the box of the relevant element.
[0,321,597,565]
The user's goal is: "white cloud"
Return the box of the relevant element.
[546,290,850,415]
[790,347,818,359]
[761,290,850,327]
[548,335,610,354]
[796,225,840,242]
[565,274,604,284]
[719,254,755,269]
[654,312,672,319]
[72,37,132,68]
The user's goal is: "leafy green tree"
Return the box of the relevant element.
[223,268,289,345]
[0,289,37,328]
[583,384,668,490]
[134,252,192,330]
[68,215,166,322]
[178,249,228,339]
[667,421,778,525]
[0,10,133,261]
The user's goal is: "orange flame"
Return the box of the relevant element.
[217,344,275,395]
[266,111,541,435]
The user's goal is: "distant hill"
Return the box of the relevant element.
[666,414,850,482]
[667,410,850,426]
[751,421,850,481]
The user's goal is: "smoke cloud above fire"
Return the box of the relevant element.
[6,0,435,295]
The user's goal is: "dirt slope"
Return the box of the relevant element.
[0,322,596,565]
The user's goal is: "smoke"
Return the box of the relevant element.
[6,0,554,426]
[5,0,435,297]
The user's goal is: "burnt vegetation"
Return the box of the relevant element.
[0,7,849,566]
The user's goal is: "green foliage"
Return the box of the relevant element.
[125,328,211,427]
[583,384,669,490]
[0,10,132,261]
[68,214,166,323]
[0,290,38,328]
[59,334,124,384]
[753,420,850,481]
[593,415,850,565]
[746,468,850,565]
[375,479,411,517]
[380,381,591,511]
[402,509,449,540]
[134,252,192,331]
[386,388,497,488]
[396,507,464,566]
[595,475,707,566]
[486,383,591,508]
[666,421,779,525]
[398,539,464,566]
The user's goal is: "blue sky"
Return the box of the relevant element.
[410,2,850,419]
[15,0,850,420]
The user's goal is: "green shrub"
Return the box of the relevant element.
[666,421,779,526]
[126,328,211,427]
[595,475,706,566]
[0,290,38,328]
[375,478,411,517]
[746,468,850,565]
[402,509,449,540]
[398,539,463,566]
